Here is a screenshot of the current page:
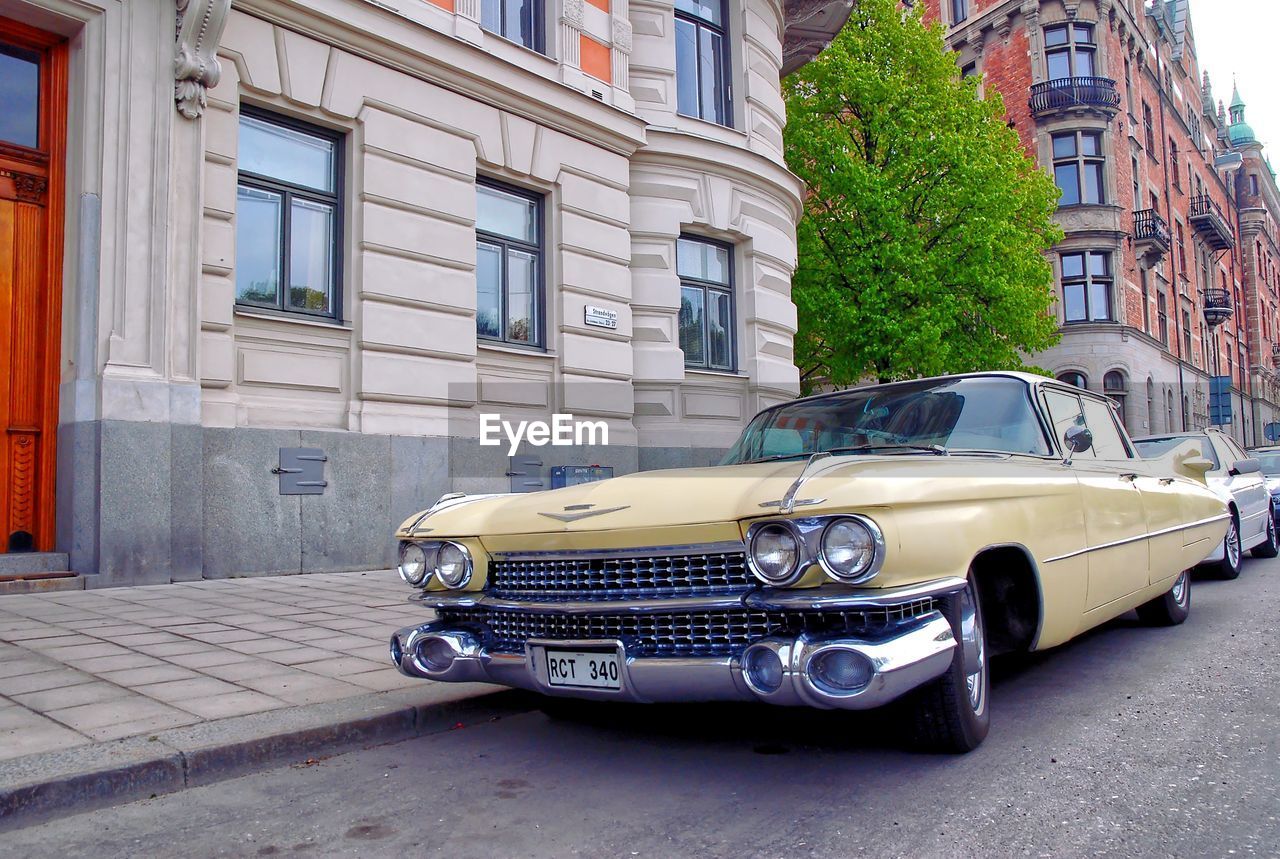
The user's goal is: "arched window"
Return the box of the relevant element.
[1166,390,1174,431]
[1058,371,1088,389]
[1183,395,1190,431]
[1103,371,1127,430]
[1146,378,1155,433]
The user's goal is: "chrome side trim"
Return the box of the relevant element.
[488,541,746,562]
[745,576,967,610]
[420,592,751,614]
[1042,513,1231,563]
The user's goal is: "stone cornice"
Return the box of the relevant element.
[781,0,855,76]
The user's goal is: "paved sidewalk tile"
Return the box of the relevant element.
[0,569,430,756]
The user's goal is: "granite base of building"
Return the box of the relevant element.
[53,422,727,586]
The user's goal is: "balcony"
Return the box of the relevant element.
[1133,208,1171,265]
[1189,194,1235,251]
[1029,77,1121,120]
[1202,287,1233,327]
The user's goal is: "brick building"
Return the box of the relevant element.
[922,0,1280,445]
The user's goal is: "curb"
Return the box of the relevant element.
[0,685,530,832]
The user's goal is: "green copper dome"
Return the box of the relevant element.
[1229,83,1257,144]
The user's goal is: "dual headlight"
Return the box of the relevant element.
[747,515,884,586]
[398,540,473,588]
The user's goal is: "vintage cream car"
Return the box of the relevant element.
[389,373,1227,752]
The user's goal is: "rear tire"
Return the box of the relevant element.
[901,578,990,754]
[1252,509,1278,559]
[1135,569,1191,626]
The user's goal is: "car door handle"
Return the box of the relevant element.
[1159,478,1175,485]
[1120,473,1138,482]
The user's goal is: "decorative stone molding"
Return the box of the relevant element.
[612,15,633,54]
[561,0,586,29]
[174,0,231,119]
[0,169,47,204]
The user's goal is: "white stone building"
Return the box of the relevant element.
[0,0,850,585]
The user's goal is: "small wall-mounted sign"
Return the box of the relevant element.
[584,305,618,330]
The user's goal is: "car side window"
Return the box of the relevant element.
[1081,397,1131,460]
[1223,437,1249,463]
[1043,389,1094,459]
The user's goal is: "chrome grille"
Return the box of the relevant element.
[488,549,753,597]
[440,597,937,657]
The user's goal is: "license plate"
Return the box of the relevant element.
[543,649,621,689]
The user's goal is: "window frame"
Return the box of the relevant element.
[1052,129,1106,206]
[674,0,733,128]
[475,178,546,350]
[235,106,345,322]
[1044,22,1096,80]
[951,0,969,25]
[1061,251,1114,323]
[480,0,544,52]
[677,234,736,373]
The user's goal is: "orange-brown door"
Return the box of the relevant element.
[0,18,65,554]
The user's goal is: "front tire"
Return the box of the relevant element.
[1252,509,1279,559]
[902,578,990,754]
[1136,569,1191,626]
[1206,514,1242,580]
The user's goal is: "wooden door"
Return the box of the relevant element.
[0,18,66,553]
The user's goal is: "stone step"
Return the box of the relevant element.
[0,552,70,575]
[0,574,85,595]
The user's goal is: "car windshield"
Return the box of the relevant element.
[721,377,1052,465]
[1253,452,1280,476]
[1132,435,1218,468]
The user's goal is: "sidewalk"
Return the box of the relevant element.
[0,570,506,829]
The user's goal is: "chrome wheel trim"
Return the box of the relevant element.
[959,583,986,715]
[1226,520,1240,568]
[1171,570,1189,607]
[1268,515,1276,548]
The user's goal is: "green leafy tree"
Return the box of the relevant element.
[783,0,1063,391]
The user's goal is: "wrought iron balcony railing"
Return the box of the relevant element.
[1029,77,1122,118]
[1133,208,1171,250]
[1202,287,1234,327]
[1189,194,1235,251]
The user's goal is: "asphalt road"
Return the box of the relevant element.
[9,561,1279,859]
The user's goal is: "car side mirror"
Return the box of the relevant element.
[1061,425,1093,466]
[1229,458,1262,476]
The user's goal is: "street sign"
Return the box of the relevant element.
[1265,422,1280,443]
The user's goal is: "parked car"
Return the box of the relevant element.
[1247,445,1280,527]
[1133,430,1276,579]
[390,373,1227,753]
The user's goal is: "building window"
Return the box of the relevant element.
[1251,174,1261,196]
[1170,139,1180,189]
[678,236,734,371]
[1061,251,1113,323]
[961,61,978,79]
[476,181,543,347]
[1052,131,1105,205]
[951,0,969,24]
[1044,23,1095,80]
[1182,309,1192,358]
[1123,58,1134,114]
[1143,102,1156,152]
[1176,220,1187,273]
[675,0,731,127]
[0,42,40,149]
[1157,291,1169,346]
[481,0,542,51]
[1058,371,1088,389]
[235,110,342,319]
[1140,267,1151,333]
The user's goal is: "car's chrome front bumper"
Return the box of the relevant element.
[389,578,964,711]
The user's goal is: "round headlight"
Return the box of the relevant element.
[436,542,472,589]
[398,542,432,585]
[749,523,801,584]
[819,517,882,583]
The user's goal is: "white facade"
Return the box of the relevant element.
[2,0,846,583]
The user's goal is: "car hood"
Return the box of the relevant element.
[398,454,1060,538]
